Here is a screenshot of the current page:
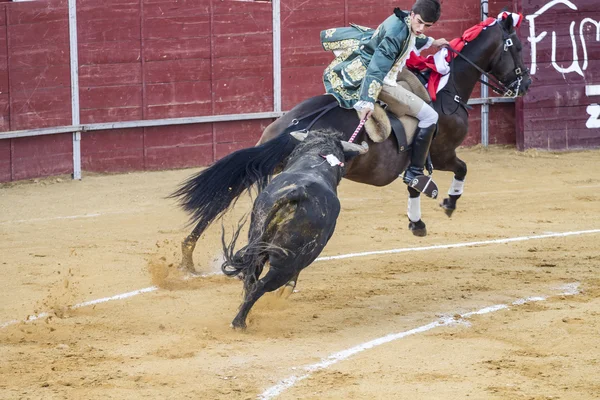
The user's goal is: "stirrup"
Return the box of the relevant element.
[407,174,439,199]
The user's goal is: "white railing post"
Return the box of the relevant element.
[272,0,282,113]
[68,0,81,179]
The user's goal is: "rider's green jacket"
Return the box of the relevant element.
[321,9,433,109]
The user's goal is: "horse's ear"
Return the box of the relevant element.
[502,13,515,32]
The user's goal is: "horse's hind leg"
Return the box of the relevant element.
[440,157,467,218]
[180,220,209,274]
[407,186,427,236]
[232,267,298,329]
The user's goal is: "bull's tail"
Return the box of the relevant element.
[220,219,271,292]
[221,189,303,285]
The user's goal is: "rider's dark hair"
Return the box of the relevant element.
[411,0,441,23]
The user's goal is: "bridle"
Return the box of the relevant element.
[445,24,527,99]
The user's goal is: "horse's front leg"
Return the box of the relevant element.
[440,157,467,217]
[407,186,427,236]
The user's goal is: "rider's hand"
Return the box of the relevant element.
[432,38,449,48]
[359,108,373,121]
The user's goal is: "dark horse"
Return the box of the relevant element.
[221,129,366,329]
[172,14,531,273]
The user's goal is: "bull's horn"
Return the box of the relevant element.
[289,131,308,141]
[342,140,369,154]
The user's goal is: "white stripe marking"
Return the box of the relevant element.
[71,286,158,309]
[0,211,135,226]
[0,287,158,329]
[258,284,579,400]
[314,229,600,262]
[1,230,597,330]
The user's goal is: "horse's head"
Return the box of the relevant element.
[487,14,532,97]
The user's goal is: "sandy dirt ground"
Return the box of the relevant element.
[1,146,599,400]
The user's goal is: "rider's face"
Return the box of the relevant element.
[410,12,433,36]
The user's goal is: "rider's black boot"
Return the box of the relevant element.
[403,124,438,198]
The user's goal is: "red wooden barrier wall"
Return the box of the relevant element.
[0,0,520,182]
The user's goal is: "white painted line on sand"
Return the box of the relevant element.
[0,211,136,226]
[258,284,580,400]
[315,229,600,262]
[0,287,158,329]
[1,230,597,330]
[71,286,159,309]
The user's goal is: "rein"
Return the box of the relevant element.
[438,25,526,115]
[443,23,526,99]
[286,100,339,134]
[445,46,510,96]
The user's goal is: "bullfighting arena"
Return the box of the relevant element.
[1,146,600,399]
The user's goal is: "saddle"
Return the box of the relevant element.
[363,69,431,152]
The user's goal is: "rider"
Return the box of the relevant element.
[321,0,448,197]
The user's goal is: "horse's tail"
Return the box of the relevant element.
[169,132,296,228]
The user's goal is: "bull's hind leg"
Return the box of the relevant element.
[407,187,427,236]
[232,267,298,329]
[440,157,467,217]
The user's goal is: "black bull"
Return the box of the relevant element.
[171,14,531,273]
[220,130,366,329]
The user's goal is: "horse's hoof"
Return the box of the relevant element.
[439,198,456,218]
[408,220,427,237]
[177,264,201,279]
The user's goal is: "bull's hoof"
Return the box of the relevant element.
[230,320,247,330]
[440,198,456,218]
[274,281,296,299]
[408,219,427,237]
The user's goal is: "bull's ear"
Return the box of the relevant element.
[289,131,308,141]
